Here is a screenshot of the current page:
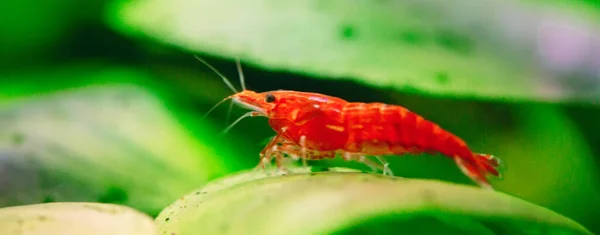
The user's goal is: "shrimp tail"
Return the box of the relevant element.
[454,153,505,190]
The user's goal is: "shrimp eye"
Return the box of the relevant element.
[265,93,276,103]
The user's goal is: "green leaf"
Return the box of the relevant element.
[485,105,600,225]
[155,167,592,235]
[107,0,600,103]
[0,202,157,235]
[0,65,241,215]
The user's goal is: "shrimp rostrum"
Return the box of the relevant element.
[199,56,504,190]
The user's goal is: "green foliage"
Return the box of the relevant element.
[0,0,104,69]
[107,0,600,103]
[490,105,600,219]
[155,167,592,235]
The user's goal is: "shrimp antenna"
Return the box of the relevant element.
[221,111,255,135]
[193,55,238,94]
[225,99,234,125]
[235,57,246,90]
[203,95,232,118]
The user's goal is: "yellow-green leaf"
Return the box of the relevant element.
[0,202,157,235]
[155,167,592,235]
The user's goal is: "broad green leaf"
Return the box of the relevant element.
[0,202,157,235]
[483,105,600,225]
[0,65,241,215]
[107,0,600,103]
[155,167,592,235]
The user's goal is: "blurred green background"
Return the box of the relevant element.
[1,0,599,234]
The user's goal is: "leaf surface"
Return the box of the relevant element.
[0,202,157,235]
[155,167,592,235]
[0,65,239,215]
[108,0,600,103]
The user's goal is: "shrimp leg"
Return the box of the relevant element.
[256,133,299,174]
[255,135,282,171]
[375,156,394,176]
[299,135,308,167]
[341,152,395,176]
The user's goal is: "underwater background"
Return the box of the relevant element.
[0,0,599,234]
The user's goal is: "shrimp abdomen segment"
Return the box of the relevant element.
[342,102,470,158]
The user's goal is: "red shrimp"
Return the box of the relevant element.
[198,56,504,190]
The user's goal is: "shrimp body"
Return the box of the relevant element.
[195,55,502,189]
[231,90,503,189]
